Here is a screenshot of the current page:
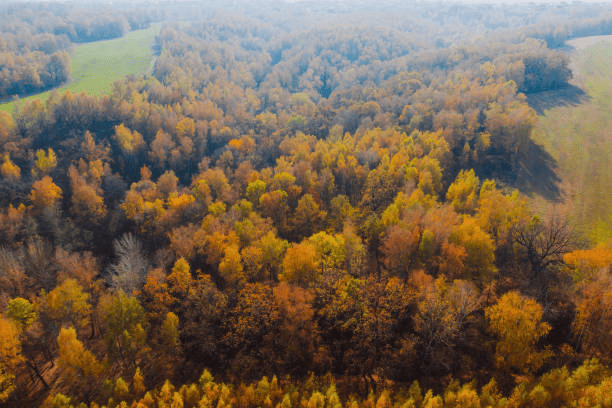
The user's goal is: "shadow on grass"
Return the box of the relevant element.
[513,140,563,201]
[525,84,588,115]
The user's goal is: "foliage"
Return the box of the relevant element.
[2,0,612,404]
[486,291,552,376]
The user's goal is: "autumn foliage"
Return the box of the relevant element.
[3,1,612,406]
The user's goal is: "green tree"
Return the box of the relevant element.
[101,291,148,369]
[6,297,37,330]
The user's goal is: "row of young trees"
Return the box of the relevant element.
[37,360,612,408]
[2,1,612,406]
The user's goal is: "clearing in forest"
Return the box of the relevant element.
[0,23,161,112]
[532,35,612,242]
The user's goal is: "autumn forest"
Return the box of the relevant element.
[3,0,612,407]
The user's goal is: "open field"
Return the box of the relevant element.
[532,36,612,242]
[0,23,161,112]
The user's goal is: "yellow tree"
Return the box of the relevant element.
[450,217,496,283]
[45,279,91,331]
[573,279,612,360]
[280,242,319,287]
[0,315,22,402]
[256,231,289,281]
[485,291,552,376]
[0,154,20,181]
[34,148,57,177]
[30,176,62,211]
[68,165,107,223]
[160,312,181,356]
[477,180,527,247]
[167,257,193,298]
[219,244,245,287]
[57,326,102,379]
[446,169,479,214]
[113,124,145,155]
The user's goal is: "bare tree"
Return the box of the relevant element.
[24,238,56,291]
[512,216,574,303]
[513,216,573,278]
[0,246,26,298]
[107,233,149,294]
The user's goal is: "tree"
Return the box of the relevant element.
[219,244,246,287]
[477,180,527,247]
[180,273,228,371]
[257,231,289,281]
[0,315,23,403]
[108,233,149,295]
[57,326,102,380]
[45,278,91,331]
[485,291,552,376]
[30,176,62,211]
[223,283,277,377]
[101,291,148,369]
[382,225,421,280]
[280,242,319,287]
[34,148,58,177]
[513,217,572,277]
[270,282,320,376]
[113,124,145,155]
[308,231,347,274]
[290,194,326,240]
[246,180,267,205]
[572,268,612,361]
[0,154,20,181]
[167,257,192,298]
[0,204,27,244]
[67,165,107,223]
[446,169,479,214]
[259,190,289,232]
[413,277,479,375]
[160,312,181,355]
[450,217,496,283]
[6,297,37,330]
[512,216,573,299]
[54,248,99,289]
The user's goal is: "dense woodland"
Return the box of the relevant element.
[4,1,612,407]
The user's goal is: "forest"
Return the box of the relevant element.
[4,0,612,407]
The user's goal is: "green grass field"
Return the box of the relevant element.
[0,23,161,112]
[533,38,612,242]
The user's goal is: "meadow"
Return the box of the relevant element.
[0,23,161,112]
[532,37,612,242]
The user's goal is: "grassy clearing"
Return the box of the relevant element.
[533,37,612,242]
[0,23,161,112]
